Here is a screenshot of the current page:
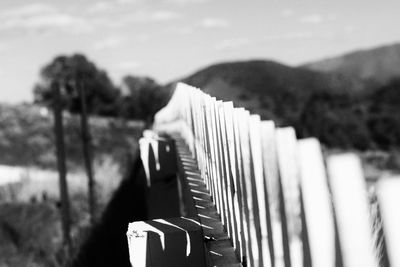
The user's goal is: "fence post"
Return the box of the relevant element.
[377,178,400,267]
[238,109,259,267]
[327,154,379,267]
[297,138,335,267]
[249,115,272,267]
[260,120,280,267]
[275,127,302,267]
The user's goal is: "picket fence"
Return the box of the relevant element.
[129,83,400,267]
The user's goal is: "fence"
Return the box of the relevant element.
[129,83,400,267]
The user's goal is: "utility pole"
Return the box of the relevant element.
[78,82,96,225]
[53,81,72,254]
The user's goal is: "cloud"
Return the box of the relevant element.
[150,10,181,22]
[300,14,324,24]
[200,18,229,28]
[175,26,194,35]
[115,61,141,70]
[0,43,7,52]
[281,9,294,18]
[87,2,114,13]
[117,0,142,4]
[94,36,126,50]
[166,0,209,4]
[0,3,55,18]
[265,31,314,41]
[0,3,91,33]
[215,38,251,51]
[112,10,181,26]
[344,25,355,34]
[87,0,144,14]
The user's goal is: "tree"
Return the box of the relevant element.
[120,75,170,124]
[34,54,120,116]
[34,54,106,225]
[297,91,371,150]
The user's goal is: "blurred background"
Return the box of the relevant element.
[0,0,400,266]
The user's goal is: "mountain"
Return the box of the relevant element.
[173,60,363,125]
[302,43,400,86]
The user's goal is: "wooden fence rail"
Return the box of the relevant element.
[129,83,399,267]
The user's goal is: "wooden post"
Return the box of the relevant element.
[297,138,335,267]
[327,154,378,267]
[249,115,272,267]
[377,178,400,267]
[78,82,96,225]
[275,127,303,267]
[260,120,280,267]
[53,81,72,253]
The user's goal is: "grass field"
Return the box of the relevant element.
[0,103,144,267]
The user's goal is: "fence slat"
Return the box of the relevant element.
[249,115,272,267]
[232,107,247,263]
[275,127,303,267]
[223,102,241,255]
[327,154,379,267]
[237,109,259,267]
[260,120,282,267]
[377,178,400,267]
[219,102,237,248]
[297,138,335,267]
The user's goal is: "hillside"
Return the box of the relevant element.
[175,60,363,125]
[167,57,400,151]
[302,43,400,86]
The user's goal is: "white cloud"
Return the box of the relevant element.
[150,10,181,22]
[166,0,209,4]
[344,25,356,34]
[175,26,194,35]
[300,14,324,24]
[117,0,141,4]
[200,18,229,28]
[112,10,181,26]
[87,2,114,13]
[0,43,7,52]
[281,9,294,18]
[94,36,125,50]
[265,31,314,41]
[215,38,251,51]
[0,3,55,18]
[0,3,92,33]
[115,61,141,70]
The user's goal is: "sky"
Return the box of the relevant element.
[0,0,399,103]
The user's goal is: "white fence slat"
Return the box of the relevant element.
[205,96,218,211]
[238,109,259,267]
[275,127,303,267]
[218,102,235,241]
[377,178,400,267]
[223,102,241,254]
[215,101,229,231]
[209,98,222,215]
[249,115,272,267]
[260,120,283,267]
[233,107,249,263]
[327,154,379,267]
[297,138,335,267]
